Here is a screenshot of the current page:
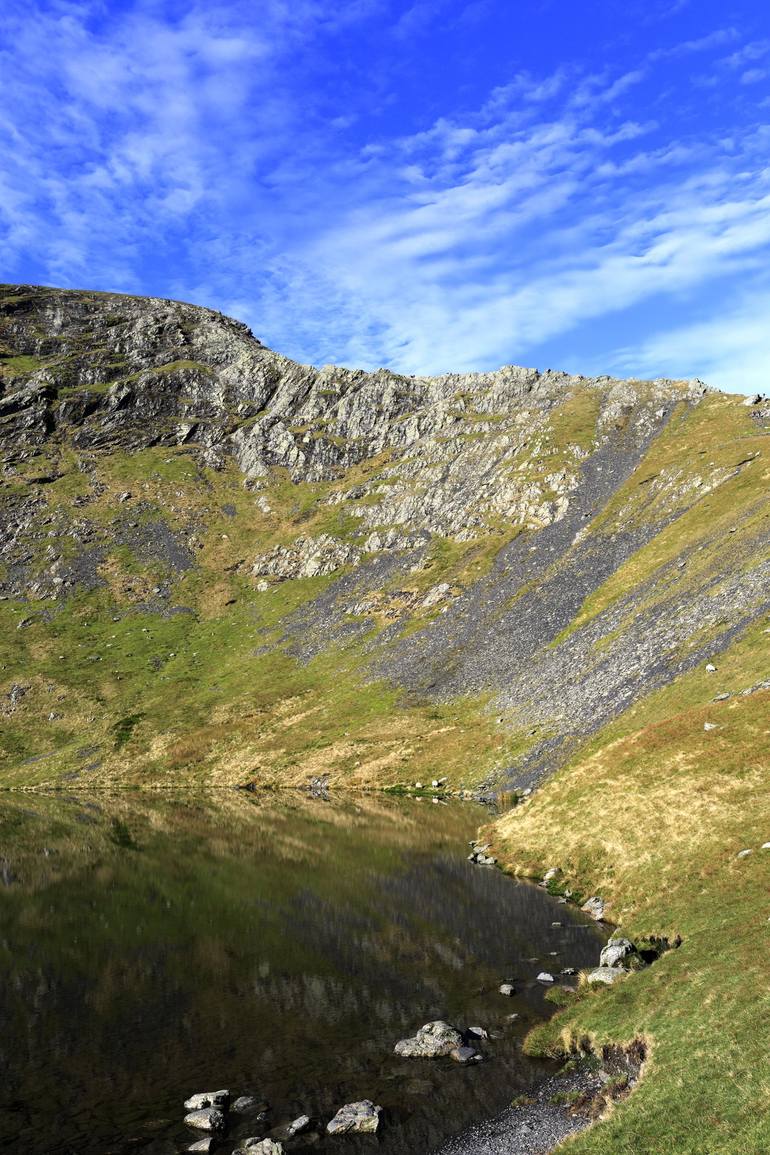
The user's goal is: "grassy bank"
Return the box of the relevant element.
[489,635,770,1153]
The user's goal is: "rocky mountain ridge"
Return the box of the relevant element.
[1,284,768,790]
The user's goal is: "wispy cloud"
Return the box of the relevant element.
[1,2,769,391]
[611,290,770,393]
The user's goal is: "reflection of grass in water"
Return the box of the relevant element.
[109,817,138,849]
[0,792,484,969]
[0,792,549,1153]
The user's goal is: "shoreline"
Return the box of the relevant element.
[433,1044,642,1155]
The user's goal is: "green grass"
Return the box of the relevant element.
[489,622,770,1153]
[0,353,49,375]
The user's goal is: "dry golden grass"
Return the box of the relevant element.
[489,662,770,1153]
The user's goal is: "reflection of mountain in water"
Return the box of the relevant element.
[0,793,602,1154]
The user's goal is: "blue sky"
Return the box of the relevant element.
[1,1,769,390]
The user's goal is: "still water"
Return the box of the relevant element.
[0,792,602,1154]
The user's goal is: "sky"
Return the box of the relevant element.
[1,1,770,390]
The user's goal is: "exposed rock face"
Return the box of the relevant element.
[2,284,769,790]
[252,534,361,580]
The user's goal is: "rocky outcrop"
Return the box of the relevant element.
[252,534,361,580]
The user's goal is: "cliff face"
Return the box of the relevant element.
[1,284,768,789]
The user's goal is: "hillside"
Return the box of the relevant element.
[2,284,769,1154]
[1,283,768,790]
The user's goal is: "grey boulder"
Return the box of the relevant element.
[184,1108,226,1132]
[599,936,635,968]
[234,1141,284,1155]
[395,1020,463,1057]
[326,1100,381,1134]
[184,1090,230,1111]
[581,896,605,920]
[587,966,626,985]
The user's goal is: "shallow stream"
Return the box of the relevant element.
[0,792,603,1154]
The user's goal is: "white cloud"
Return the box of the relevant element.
[610,292,770,393]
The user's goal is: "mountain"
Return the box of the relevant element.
[1,283,768,789]
[2,284,769,1154]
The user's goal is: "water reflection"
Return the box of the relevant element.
[0,792,602,1154]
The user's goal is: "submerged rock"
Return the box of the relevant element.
[231,1095,268,1115]
[587,966,626,985]
[326,1100,381,1134]
[450,1045,481,1064]
[187,1141,215,1154]
[184,1108,226,1132]
[395,1020,464,1057]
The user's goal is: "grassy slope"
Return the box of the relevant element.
[0,446,525,788]
[481,396,770,1154]
[490,622,770,1153]
[2,389,767,795]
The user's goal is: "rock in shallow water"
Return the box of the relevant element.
[395,1020,464,1057]
[184,1108,226,1132]
[231,1095,268,1115]
[326,1100,381,1134]
[187,1141,214,1154]
[234,1140,284,1154]
[184,1090,230,1111]
[287,1114,311,1137]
